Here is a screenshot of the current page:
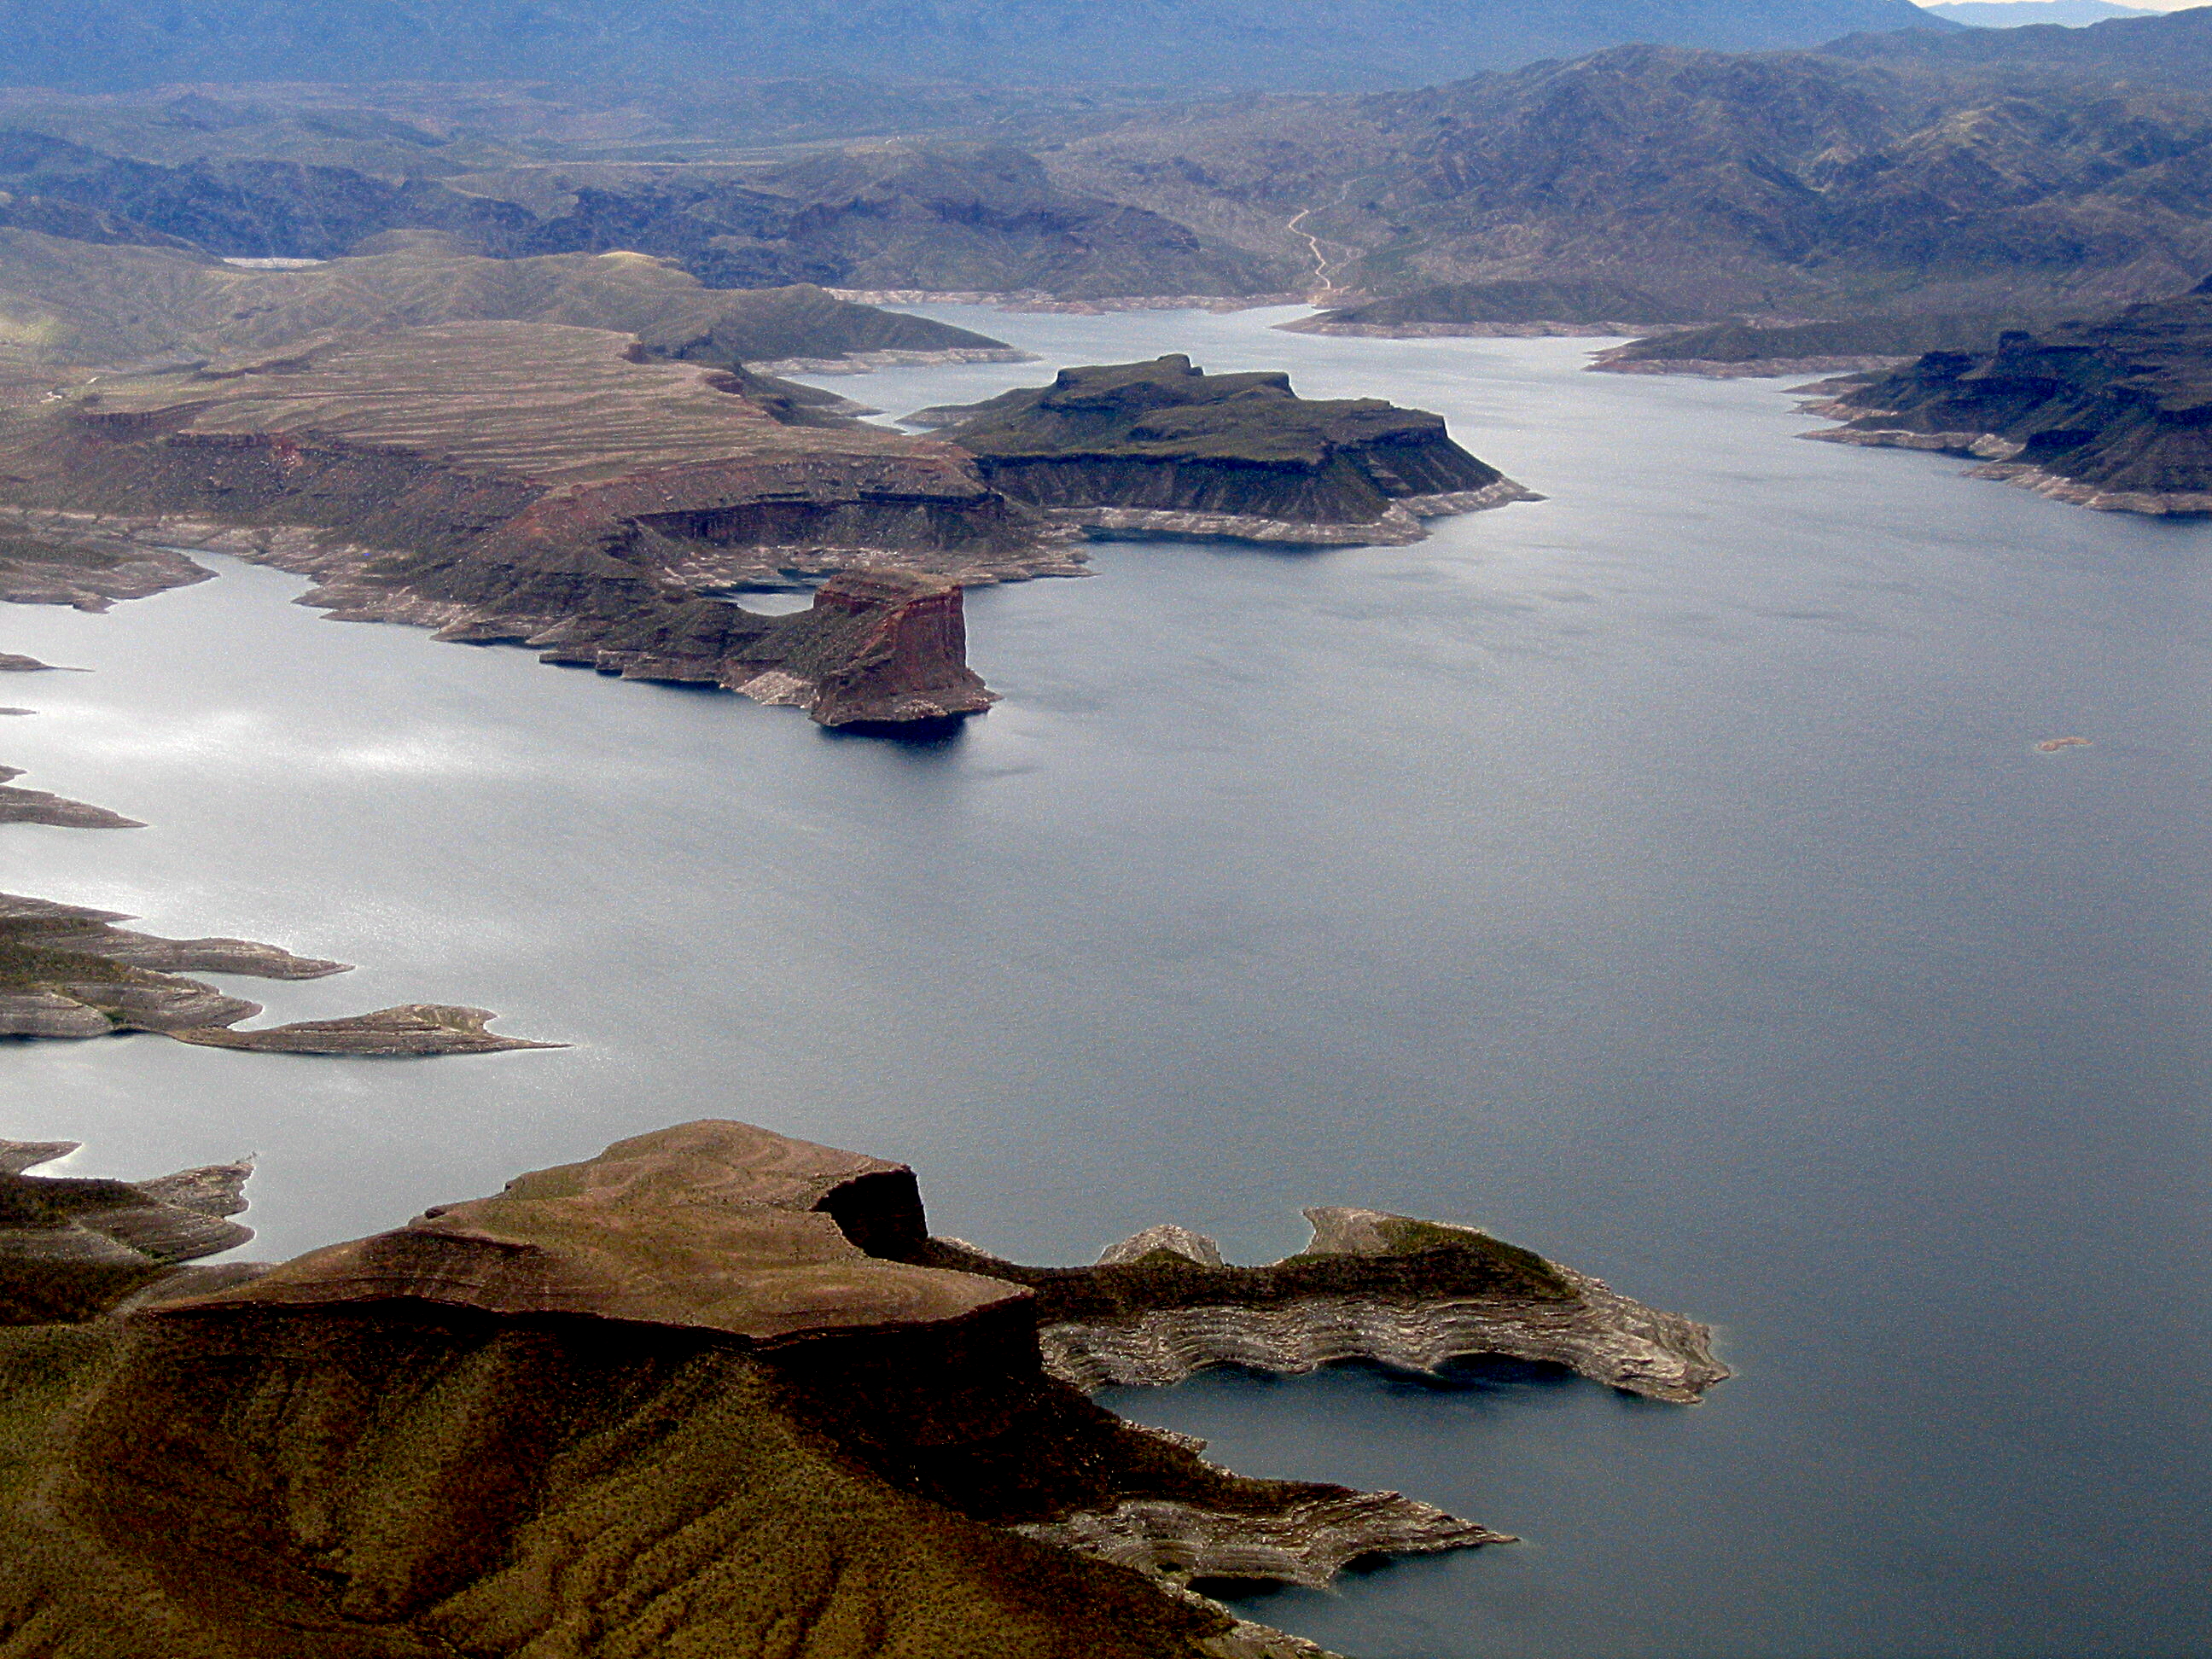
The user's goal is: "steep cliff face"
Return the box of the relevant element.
[917,354,1536,545]
[0,1119,1726,1656]
[1805,282,2212,510]
[0,322,1071,722]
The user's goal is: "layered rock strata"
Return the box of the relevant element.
[1803,282,2212,513]
[0,322,1080,725]
[0,1119,1724,1656]
[0,890,553,1053]
[933,1205,1727,1406]
[915,355,1538,546]
[0,229,1027,375]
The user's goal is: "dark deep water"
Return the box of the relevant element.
[2,309,2207,1657]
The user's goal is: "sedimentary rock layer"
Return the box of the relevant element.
[0,321,1075,723]
[940,1205,1728,1406]
[917,354,1536,546]
[0,230,1023,374]
[170,1003,564,1057]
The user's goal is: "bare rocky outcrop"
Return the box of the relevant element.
[1,1140,256,1325]
[0,1118,1723,1656]
[0,890,557,1055]
[1015,1489,1509,1588]
[0,508,214,609]
[956,1206,1728,1406]
[171,1002,565,1057]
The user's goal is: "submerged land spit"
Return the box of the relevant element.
[0,1119,1724,1656]
[0,892,555,1053]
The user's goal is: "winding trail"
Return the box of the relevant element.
[1287,183,1359,297]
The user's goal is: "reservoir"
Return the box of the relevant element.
[3,306,2207,1657]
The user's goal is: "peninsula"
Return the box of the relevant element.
[0,322,1077,725]
[0,1118,1724,1656]
[913,354,1538,545]
[0,890,556,1053]
[1803,282,2212,514]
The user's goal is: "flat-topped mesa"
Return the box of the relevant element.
[0,321,1079,724]
[912,353,1540,546]
[0,1120,1722,1654]
[1802,281,2212,514]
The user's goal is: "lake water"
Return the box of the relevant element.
[3,306,2207,1658]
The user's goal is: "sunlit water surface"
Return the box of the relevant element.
[3,308,2206,1657]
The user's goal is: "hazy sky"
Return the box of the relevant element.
[1924,0,2209,9]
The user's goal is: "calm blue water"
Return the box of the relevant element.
[2,308,2206,1657]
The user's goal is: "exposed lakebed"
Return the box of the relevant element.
[3,307,2208,1657]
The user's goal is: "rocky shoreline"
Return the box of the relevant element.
[0,1120,1725,1655]
[830,289,1310,315]
[0,763,141,829]
[1795,287,2212,515]
[0,324,1076,726]
[0,891,557,1054]
[1595,352,1915,379]
[1053,480,1542,547]
[749,345,1039,375]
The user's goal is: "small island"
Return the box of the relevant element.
[912,354,1539,546]
[0,1119,1724,1656]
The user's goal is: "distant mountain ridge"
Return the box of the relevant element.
[1052,8,2212,314]
[0,0,1953,94]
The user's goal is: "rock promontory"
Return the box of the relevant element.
[1803,282,2212,513]
[0,1118,1725,1656]
[0,890,555,1053]
[913,354,1538,545]
[0,321,1075,724]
